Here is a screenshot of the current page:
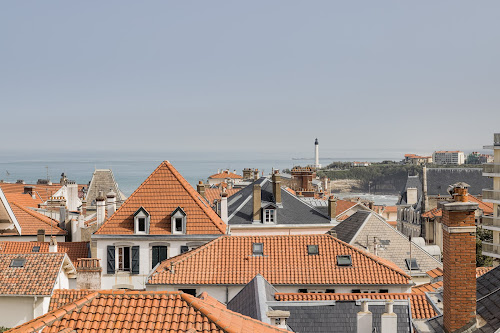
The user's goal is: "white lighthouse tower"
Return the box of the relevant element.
[314,138,321,169]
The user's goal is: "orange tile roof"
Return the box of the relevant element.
[205,188,241,206]
[95,161,226,235]
[336,200,358,216]
[3,192,42,208]
[285,187,296,196]
[387,221,398,227]
[411,281,443,293]
[275,292,437,319]
[468,194,493,214]
[3,201,66,236]
[384,206,397,213]
[209,170,243,179]
[148,234,411,286]
[0,253,67,296]
[421,207,442,218]
[0,183,63,202]
[425,266,493,279]
[49,289,97,311]
[11,290,289,333]
[426,267,443,279]
[0,241,88,263]
[476,266,493,278]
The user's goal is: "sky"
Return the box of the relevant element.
[1,1,499,160]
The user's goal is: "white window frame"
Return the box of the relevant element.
[263,208,276,223]
[171,208,186,234]
[134,207,150,235]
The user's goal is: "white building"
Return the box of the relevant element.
[92,161,227,289]
[432,151,465,165]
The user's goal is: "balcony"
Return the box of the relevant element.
[483,189,500,204]
[483,164,500,177]
[481,215,500,231]
[482,242,500,259]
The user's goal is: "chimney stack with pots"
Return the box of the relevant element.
[197,181,205,198]
[380,300,397,333]
[328,196,337,220]
[24,186,36,200]
[96,191,106,226]
[220,192,228,224]
[49,236,58,253]
[357,301,372,333]
[272,171,281,205]
[37,229,45,243]
[106,190,116,218]
[253,184,261,223]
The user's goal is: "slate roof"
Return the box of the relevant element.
[397,175,422,206]
[95,161,226,235]
[330,211,442,275]
[204,187,241,206]
[0,253,71,296]
[10,290,288,333]
[0,241,89,263]
[85,169,126,207]
[227,178,331,225]
[426,168,492,196]
[147,234,411,286]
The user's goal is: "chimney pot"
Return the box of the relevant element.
[197,181,206,198]
[357,301,372,333]
[49,236,58,253]
[37,229,45,243]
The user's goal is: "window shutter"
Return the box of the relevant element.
[160,246,168,262]
[152,246,159,269]
[131,246,140,274]
[107,246,115,274]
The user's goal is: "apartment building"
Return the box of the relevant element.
[432,150,465,165]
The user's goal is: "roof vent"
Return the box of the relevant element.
[252,243,264,256]
[32,246,40,252]
[307,245,319,255]
[10,257,26,268]
[405,258,419,270]
[336,255,352,266]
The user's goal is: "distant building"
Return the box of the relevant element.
[207,169,243,186]
[351,161,372,167]
[314,138,321,168]
[403,154,432,165]
[466,151,494,164]
[432,151,465,165]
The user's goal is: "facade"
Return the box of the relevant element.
[396,175,422,238]
[207,169,243,186]
[403,154,432,165]
[92,161,227,289]
[482,133,500,263]
[432,150,465,165]
[147,234,413,303]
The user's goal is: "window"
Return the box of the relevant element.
[298,289,308,293]
[180,245,189,254]
[379,289,389,293]
[171,207,186,234]
[326,289,335,293]
[275,319,281,325]
[117,246,131,271]
[264,209,275,223]
[405,258,419,270]
[152,246,167,268]
[351,289,361,293]
[138,218,146,232]
[134,207,150,234]
[32,246,40,252]
[307,245,319,255]
[252,243,264,256]
[10,258,26,267]
[337,255,352,266]
[175,218,183,232]
[179,288,197,296]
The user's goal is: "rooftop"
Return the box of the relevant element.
[209,170,243,179]
[0,241,89,263]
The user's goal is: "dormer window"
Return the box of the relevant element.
[171,207,186,234]
[134,207,150,234]
[264,209,276,223]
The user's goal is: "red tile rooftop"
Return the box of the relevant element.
[0,241,88,263]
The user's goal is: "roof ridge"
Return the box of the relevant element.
[9,201,66,234]
[283,188,331,220]
[164,161,226,234]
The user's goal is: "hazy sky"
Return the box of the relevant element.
[1,1,499,159]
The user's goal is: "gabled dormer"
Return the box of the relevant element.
[134,207,150,234]
[262,203,278,224]
[171,207,186,234]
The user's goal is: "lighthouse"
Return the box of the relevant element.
[314,138,321,168]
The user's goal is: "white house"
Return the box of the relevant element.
[92,161,227,289]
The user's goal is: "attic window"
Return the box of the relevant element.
[405,258,419,270]
[134,207,150,234]
[336,255,352,266]
[252,243,264,256]
[307,245,319,255]
[10,258,26,268]
[32,246,40,252]
[264,209,276,223]
[171,207,186,235]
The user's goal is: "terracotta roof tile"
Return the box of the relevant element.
[425,266,492,279]
[421,207,442,218]
[422,195,492,218]
[0,241,88,263]
[0,253,66,296]
[205,188,241,206]
[95,161,226,235]
[275,292,437,319]
[0,183,64,202]
[3,201,66,236]
[148,234,411,286]
[49,289,98,311]
[209,171,243,179]
[10,290,288,333]
[411,281,443,293]
[476,266,493,278]
[426,267,443,279]
[335,200,358,216]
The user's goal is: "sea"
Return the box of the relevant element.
[0,152,399,206]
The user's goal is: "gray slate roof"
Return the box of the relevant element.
[86,169,126,207]
[227,177,331,225]
[426,168,492,196]
[397,175,422,207]
[330,211,371,243]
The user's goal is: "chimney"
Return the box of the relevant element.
[328,196,337,220]
[96,191,106,226]
[81,199,87,216]
[49,236,58,253]
[24,186,36,199]
[253,184,261,223]
[272,171,281,205]
[441,183,478,333]
[197,181,205,198]
[368,201,374,210]
[76,258,102,289]
[37,229,45,243]
[381,300,397,333]
[357,301,372,333]
[66,181,79,211]
[220,192,228,224]
[406,187,418,205]
[106,190,116,218]
[422,165,428,211]
[266,310,290,329]
[254,170,259,181]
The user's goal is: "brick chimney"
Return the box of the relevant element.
[272,171,281,205]
[441,183,478,333]
[253,184,261,223]
[328,196,337,220]
[197,181,205,198]
[37,229,45,243]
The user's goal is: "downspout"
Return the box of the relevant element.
[226,286,229,303]
[33,296,38,320]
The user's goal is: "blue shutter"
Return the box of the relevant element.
[131,246,140,274]
[107,246,115,274]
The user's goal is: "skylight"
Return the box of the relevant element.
[252,243,264,256]
[10,258,26,268]
[405,258,419,270]
[307,245,319,255]
[32,246,40,252]
[336,255,352,266]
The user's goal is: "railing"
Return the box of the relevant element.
[483,242,500,256]
[482,215,500,228]
[483,164,500,174]
[483,189,500,202]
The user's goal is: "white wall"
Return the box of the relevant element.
[0,295,49,328]
[0,235,65,242]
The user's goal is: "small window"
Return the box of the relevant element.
[337,255,352,266]
[405,258,419,270]
[10,258,26,267]
[264,209,275,223]
[307,245,319,255]
[175,218,183,232]
[179,288,197,296]
[274,319,281,325]
[152,246,168,269]
[32,246,40,252]
[252,243,264,256]
[351,289,361,293]
[326,289,335,293]
[118,246,131,272]
[379,289,389,293]
[180,245,189,254]
[298,288,308,293]
[138,218,146,232]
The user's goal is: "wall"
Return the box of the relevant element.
[0,295,48,328]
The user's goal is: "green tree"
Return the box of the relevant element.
[476,227,493,267]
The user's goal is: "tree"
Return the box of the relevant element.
[476,227,493,267]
